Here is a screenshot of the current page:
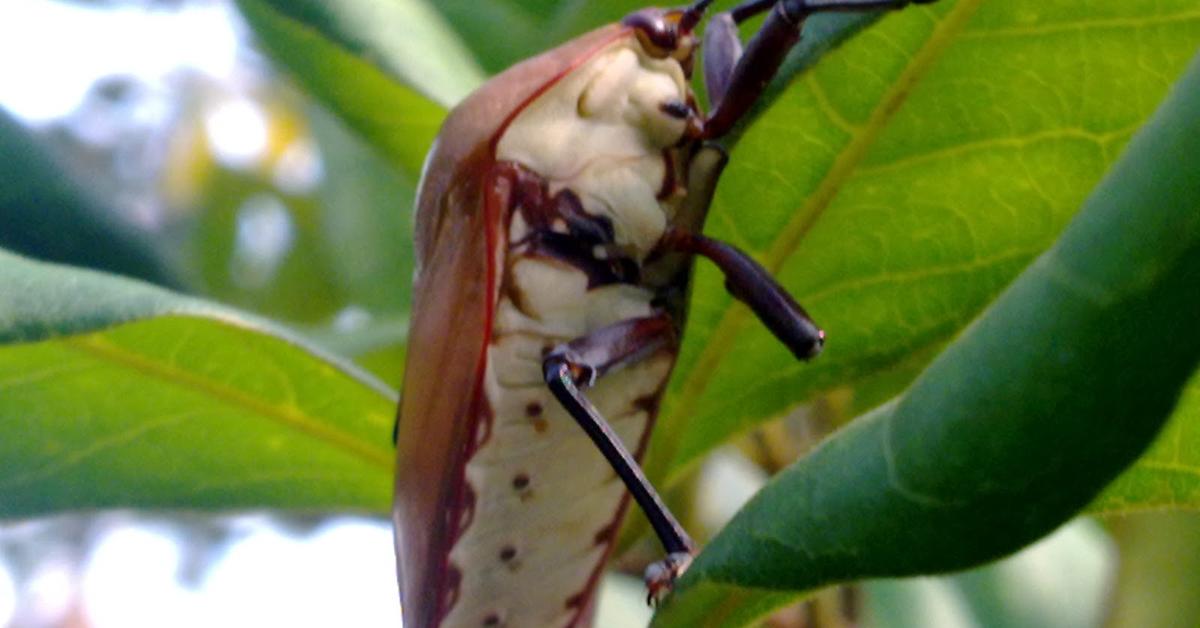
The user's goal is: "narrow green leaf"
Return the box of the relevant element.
[234,0,449,175]
[651,0,1200,483]
[0,110,184,289]
[242,0,483,108]
[429,1,547,75]
[309,106,417,315]
[652,48,1200,627]
[0,250,396,519]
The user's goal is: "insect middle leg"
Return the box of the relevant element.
[541,313,696,601]
[660,227,824,360]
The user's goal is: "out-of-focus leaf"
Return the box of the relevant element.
[238,0,483,108]
[429,0,654,75]
[309,106,416,316]
[0,249,395,519]
[426,1,547,75]
[865,579,979,628]
[188,164,344,324]
[431,0,894,96]
[1104,512,1200,628]
[648,0,1200,484]
[0,109,183,289]
[651,49,1200,627]
[303,105,415,381]
[866,518,1114,628]
[235,0,448,175]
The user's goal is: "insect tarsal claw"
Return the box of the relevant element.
[644,551,696,606]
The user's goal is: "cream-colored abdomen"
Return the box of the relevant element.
[442,256,673,628]
[442,33,690,628]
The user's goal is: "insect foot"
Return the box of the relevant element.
[644,551,696,606]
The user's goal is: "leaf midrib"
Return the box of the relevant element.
[64,331,394,470]
[656,0,984,484]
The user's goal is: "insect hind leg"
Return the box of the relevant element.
[541,314,696,602]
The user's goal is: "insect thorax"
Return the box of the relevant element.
[497,36,693,261]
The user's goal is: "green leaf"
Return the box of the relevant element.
[428,0,654,74]
[0,249,396,519]
[427,1,548,75]
[309,106,417,316]
[241,0,483,108]
[185,165,347,324]
[649,0,1200,484]
[1091,369,1200,512]
[651,48,1200,626]
[0,110,184,290]
[431,0,889,86]
[234,0,452,175]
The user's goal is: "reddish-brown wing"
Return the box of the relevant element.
[392,24,631,628]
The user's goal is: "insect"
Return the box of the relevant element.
[392,1,932,626]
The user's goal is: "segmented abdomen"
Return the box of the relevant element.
[439,240,672,628]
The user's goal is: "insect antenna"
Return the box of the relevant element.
[680,0,716,31]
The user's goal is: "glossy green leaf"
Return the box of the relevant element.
[651,49,1200,627]
[648,0,1200,483]
[0,249,396,519]
[234,0,449,175]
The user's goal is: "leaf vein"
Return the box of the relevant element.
[63,334,393,470]
[0,409,202,490]
[962,10,1200,40]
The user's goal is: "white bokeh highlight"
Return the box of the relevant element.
[0,0,240,124]
[0,560,15,628]
[205,97,270,170]
[198,519,401,628]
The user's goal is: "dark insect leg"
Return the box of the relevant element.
[661,227,824,360]
[702,0,935,139]
[542,314,696,601]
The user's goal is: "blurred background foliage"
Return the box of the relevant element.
[0,0,1198,627]
[1,1,415,624]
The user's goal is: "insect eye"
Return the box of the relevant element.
[622,9,679,59]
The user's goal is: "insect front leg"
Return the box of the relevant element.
[541,313,696,603]
[702,0,936,139]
